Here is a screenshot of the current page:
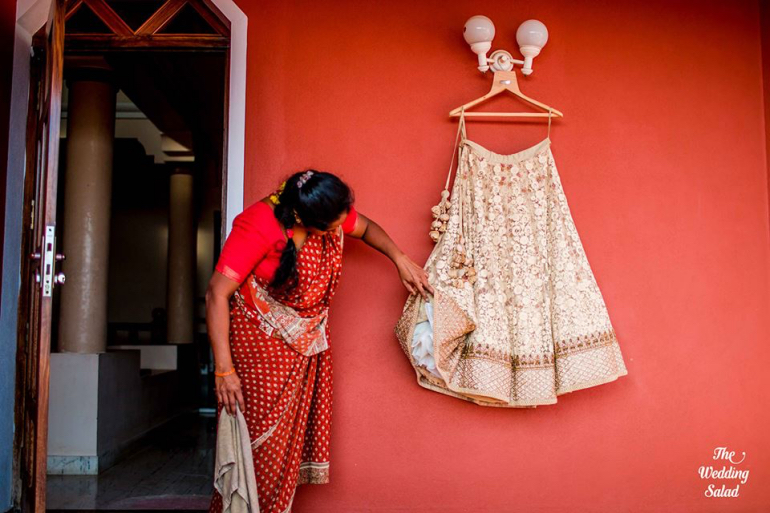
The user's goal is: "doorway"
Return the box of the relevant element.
[10,0,247,510]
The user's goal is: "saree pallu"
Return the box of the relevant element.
[210,228,344,513]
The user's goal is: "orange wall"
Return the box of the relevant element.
[234,0,770,511]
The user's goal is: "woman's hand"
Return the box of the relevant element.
[215,371,246,416]
[206,272,246,416]
[347,213,435,300]
[394,252,434,300]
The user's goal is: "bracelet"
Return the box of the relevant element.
[215,367,236,377]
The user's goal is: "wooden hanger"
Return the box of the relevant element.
[449,69,564,118]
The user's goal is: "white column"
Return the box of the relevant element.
[166,166,195,344]
[58,61,116,354]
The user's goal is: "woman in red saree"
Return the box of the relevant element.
[207,170,432,513]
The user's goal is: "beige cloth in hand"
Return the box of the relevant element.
[213,402,260,513]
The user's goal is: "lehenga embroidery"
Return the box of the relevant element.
[394,111,628,408]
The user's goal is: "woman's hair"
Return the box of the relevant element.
[270,169,354,291]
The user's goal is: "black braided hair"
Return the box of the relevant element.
[270,170,355,291]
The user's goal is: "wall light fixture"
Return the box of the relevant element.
[463,15,549,75]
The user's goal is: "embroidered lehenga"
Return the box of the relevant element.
[395,112,628,407]
[209,227,344,513]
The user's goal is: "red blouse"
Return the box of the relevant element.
[215,200,358,283]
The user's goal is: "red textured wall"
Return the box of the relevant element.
[234,0,770,511]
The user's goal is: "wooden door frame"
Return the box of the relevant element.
[6,0,247,509]
[12,0,247,243]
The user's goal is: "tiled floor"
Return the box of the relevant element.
[47,410,216,511]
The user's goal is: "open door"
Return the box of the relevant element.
[16,1,65,511]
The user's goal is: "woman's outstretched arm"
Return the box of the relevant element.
[346,212,434,300]
[205,272,246,415]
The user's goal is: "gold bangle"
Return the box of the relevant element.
[215,367,236,377]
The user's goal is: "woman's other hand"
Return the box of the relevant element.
[206,271,246,416]
[394,252,434,300]
[215,371,245,416]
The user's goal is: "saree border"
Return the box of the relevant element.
[297,461,330,485]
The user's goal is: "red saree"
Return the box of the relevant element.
[209,226,345,513]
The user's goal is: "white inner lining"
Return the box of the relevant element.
[410,300,441,378]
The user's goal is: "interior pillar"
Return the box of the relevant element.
[166,166,195,344]
[58,58,117,354]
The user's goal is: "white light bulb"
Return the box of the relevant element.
[464,15,495,72]
[516,19,548,75]
[516,19,548,48]
[463,15,495,45]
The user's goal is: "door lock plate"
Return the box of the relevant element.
[41,225,55,297]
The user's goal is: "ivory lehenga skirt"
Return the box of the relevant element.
[394,118,628,408]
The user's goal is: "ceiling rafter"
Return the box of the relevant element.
[64,0,230,50]
[135,0,185,36]
[83,0,133,36]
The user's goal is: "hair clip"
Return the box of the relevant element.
[297,170,314,188]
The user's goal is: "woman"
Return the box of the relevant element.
[207,169,433,513]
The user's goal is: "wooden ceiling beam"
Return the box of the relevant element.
[192,0,230,35]
[64,34,229,50]
[83,0,133,36]
[64,0,85,21]
[136,0,186,36]
[63,0,230,49]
